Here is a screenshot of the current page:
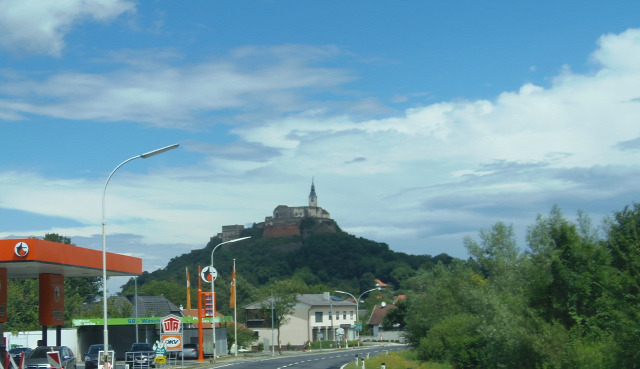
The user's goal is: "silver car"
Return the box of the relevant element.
[180,344,198,360]
[8,347,33,364]
[125,343,155,368]
[25,346,76,369]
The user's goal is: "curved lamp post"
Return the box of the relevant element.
[101,144,179,366]
[335,287,380,347]
[210,236,251,362]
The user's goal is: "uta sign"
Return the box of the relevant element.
[161,315,183,351]
[162,315,182,333]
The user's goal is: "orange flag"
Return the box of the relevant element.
[230,261,236,309]
[186,267,192,310]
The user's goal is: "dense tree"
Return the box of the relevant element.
[403,206,624,368]
[525,206,613,330]
[604,203,640,367]
[6,279,40,332]
[383,298,407,330]
[122,226,444,314]
[403,262,483,349]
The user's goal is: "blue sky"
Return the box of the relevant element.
[2,0,640,290]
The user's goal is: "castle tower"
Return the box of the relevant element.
[309,179,317,207]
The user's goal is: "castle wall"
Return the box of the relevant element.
[306,207,330,219]
[221,182,333,239]
[263,224,301,238]
[221,224,244,242]
[272,205,330,220]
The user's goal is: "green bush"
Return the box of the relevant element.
[417,313,484,369]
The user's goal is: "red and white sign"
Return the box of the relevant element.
[162,315,182,333]
[161,315,183,351]
[46,351,61,369]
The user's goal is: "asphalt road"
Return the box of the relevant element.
[75,344,407,369]
[196,344,406,369]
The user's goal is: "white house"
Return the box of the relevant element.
[244,292,357,348]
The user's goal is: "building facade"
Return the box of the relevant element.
[244,293,357,348]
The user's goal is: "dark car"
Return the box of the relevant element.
[83,344,113,369]
[180,344,198,360]
[8,347,33,364]
[25,346,76,369]
[125,343,155,368]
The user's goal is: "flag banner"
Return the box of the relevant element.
[186,267,191,310]
[229,262,236,308]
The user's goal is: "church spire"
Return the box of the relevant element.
[309,178,317,207]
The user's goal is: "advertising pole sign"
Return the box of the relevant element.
[160,315,183,352]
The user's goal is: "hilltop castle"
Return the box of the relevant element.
[217,180,336,241]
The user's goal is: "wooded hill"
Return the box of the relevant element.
[120,220,454,315]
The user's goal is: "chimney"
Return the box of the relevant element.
[323,292,330,300]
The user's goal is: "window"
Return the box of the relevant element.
[350,311,354,319]
[315,312,323,323]
[343,311,347,319]
[336,311,339,320]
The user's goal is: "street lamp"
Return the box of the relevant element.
[210,236,250,362]
[335,287,380,347]
[101,144,179,367]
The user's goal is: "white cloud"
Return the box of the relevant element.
[591,28,640,72]
[0,0,135,56]
[2,29,640,269]
[0,46,353,127]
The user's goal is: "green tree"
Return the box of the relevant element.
[6,279,40,332]
[403,261,484,348]
[383,298,407,329]
[226,324,257,353]
[604,203,640,367]
[258,279,302,354]
[417,313,484,368]
[465,222,520,289]
[525,206,612,330]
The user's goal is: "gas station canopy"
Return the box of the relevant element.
[0,238,142,279]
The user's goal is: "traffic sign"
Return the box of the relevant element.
[46,351,61,369]
[200,266,217,283]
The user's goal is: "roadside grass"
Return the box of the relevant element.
[342,350,452,369]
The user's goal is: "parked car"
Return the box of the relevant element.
[125,343,155,368]
[25,346,76,369]
[83,344,113,369]
[8,347,33,364]
[180,344,198,359]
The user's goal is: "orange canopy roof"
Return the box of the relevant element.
[0,238,142,278]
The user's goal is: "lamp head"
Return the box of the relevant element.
[140,144,179,158]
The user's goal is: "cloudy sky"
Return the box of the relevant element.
[2,0,640,290]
